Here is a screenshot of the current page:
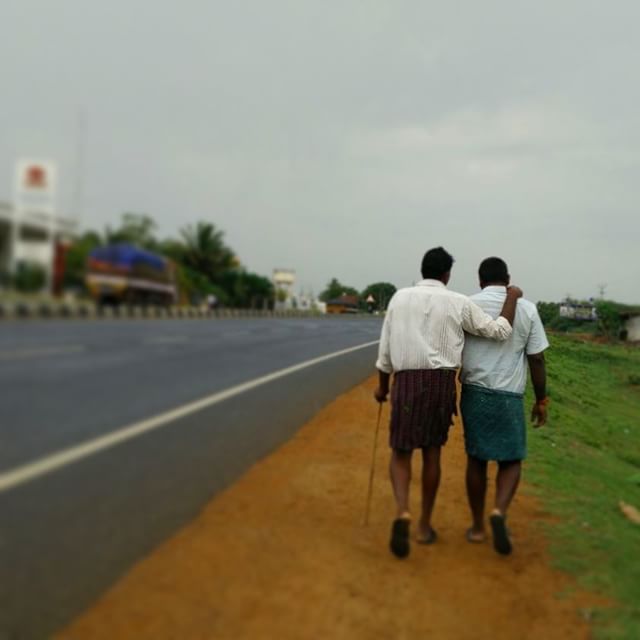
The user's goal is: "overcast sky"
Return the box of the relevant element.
[2,1,639,303]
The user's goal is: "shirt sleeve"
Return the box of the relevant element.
[375,307,393,373]
[461,298,513,340]
[526,308,550,354]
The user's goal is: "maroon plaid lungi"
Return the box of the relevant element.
[389,369,458,451]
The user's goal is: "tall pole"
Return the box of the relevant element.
[73,108,87,226]
[9,165,21,283]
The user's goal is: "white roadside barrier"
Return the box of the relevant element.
[0,301,367,321]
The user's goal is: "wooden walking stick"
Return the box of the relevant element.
[363,402,383,526]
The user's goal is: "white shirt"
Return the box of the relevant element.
[460,286,549,394]
[375,280,513,374]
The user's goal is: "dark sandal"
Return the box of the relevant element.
[389,518,410,558]
[489,513,513,555]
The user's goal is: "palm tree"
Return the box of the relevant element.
[179,221,236,283]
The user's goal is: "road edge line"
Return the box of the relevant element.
[0,340,379,493]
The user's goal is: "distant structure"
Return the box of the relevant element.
[620,309,640,342]
[326,294,359,314]
[365,294,376,313]
[294,290,324,313]
[0,160,77,293]
[273,268,296,310]
[559,298,597,321]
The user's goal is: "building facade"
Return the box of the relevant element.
[0,200,77,291]
[1,160,77,291]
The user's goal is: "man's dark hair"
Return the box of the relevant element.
[478,257,509,284]
[421,247,454,280]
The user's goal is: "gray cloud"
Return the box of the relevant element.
[1,0,639,302]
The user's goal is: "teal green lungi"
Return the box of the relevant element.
[460,384,526,461]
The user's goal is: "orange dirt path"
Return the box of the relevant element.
[58,376,595,640]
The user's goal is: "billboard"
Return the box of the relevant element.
[14,160,57,223]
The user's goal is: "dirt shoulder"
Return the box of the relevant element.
[59,376,596,640]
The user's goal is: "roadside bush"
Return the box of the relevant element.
[537,301,560,326]
[595,300,624,341]
[0,269,11,289]
[13,262,46,293]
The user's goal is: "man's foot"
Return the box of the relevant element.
[389,515,411,558]
[416,515,438,545]
[465,527,486,544]
[416,527,438,545]
[489,509,512,555]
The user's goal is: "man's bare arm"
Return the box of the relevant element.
[463,286,523,339]
[498,286,523,326]
[527,352,548,427]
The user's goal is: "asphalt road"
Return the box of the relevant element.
[0,317,383,639]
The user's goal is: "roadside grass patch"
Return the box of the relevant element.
[525,335,640,639]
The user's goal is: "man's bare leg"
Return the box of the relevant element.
[489,460,521,555]
[417,446,441,541]
[389,450,412,519]
[466,456,488,542]
[389,450,413,557]
[494,460,521,515]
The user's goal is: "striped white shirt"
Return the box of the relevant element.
[376,279,513,374]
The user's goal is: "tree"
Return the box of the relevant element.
[536,302,560,327]
[105,213,158,250]
[174,265,229,306]
[178,221,236,284]
[63,231,103,289]
[319,278,359,302]
[595,300,623,342]
[218,270,274,308]
[361,282,397,311]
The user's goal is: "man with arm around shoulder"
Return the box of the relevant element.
[374,247,523,559]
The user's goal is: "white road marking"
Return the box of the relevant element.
[0,339,379,493]
[0,345,86,361]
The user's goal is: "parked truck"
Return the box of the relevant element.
[85,244,177,306]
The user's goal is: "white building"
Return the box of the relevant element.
[621,312,640,342]
[1,160,77,290]
[293,291,326,313]
[273,268,296,310]
[559,299,597,321]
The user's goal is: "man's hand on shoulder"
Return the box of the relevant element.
[506,285,523,299]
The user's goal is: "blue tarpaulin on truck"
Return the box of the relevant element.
[89,244,167,271]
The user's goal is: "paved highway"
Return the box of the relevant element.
[0,317,382,639]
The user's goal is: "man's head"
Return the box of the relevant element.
[421,247,454,284]
[478,257,510,288]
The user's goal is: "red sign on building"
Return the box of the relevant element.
[25,165,48,189]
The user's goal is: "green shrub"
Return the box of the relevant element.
[13,262,46,293]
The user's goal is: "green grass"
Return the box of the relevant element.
[525,335,640,639]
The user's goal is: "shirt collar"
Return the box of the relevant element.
[417,279,446,288]
[482,285,508,293]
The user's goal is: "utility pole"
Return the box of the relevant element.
[597,283,607,299]
[73,108,87,225]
